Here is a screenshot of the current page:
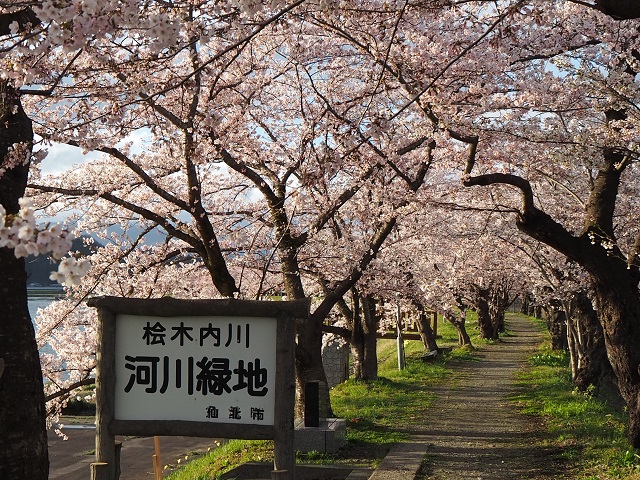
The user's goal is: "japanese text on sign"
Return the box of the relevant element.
[114,315,277,426]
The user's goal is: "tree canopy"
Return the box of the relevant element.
[1,1,640,477]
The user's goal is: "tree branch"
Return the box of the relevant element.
[27,183,204,252]
[311,216,398,323]
[463,172,535,216]
[45,377,95,403]
[93,144,190,212]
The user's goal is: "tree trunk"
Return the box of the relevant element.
[445,311,473,347]
[489,282,512,334]
[591,277,640,446]
[350,290,366,380]
[569,291,610,392]
[349,292,379,381]
[416,310,439,352]
[0,84,48,480]
[475,288,499,339]
[520,294,531,315]
[360,295,379,381]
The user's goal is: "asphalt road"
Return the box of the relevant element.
[49,423,219,480]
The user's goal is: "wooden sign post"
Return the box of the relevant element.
[89,297,307,480]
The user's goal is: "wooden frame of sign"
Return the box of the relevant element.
[89,296,308,480]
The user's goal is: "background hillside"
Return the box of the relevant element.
[25,236,98,287]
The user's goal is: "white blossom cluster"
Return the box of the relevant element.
[0,198,90,286]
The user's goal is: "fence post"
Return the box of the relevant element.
[396,305,406,370]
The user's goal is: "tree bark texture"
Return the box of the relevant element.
[416,309,439,352]
[0,84,48,480]
[568,291,611,392]
[541,304,568,351]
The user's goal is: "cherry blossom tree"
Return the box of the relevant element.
[312,0,640,445]
[458,24,640,448]
[0,1,306,477]
[4,2,640,475]
[508,235,612,391]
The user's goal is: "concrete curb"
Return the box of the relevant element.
[365,435,430,480]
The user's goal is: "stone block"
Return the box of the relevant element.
[294,418,346,454]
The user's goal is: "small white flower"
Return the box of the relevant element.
[18,198,32,208]
[18,224,35,240]
[8,21,19,35]
[14,243,29,258]
[49,224,63,236]
[58,257,75,275]
[36,230,53,246]
[24,242,40,256]
[49,271,66,284]
[0,227,10,247]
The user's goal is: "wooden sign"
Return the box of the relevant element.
[89,296,308,480]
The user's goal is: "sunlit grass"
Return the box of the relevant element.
[513,330,640,479]
[163,440,273,479]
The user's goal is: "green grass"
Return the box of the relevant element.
[162,440,273,479]
[512,328,640,479]
[166,318,468,479]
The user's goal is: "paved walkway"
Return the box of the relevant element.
[49,427,217,480]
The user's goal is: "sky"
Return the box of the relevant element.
[39,141,101,176]
[34,133,172,245]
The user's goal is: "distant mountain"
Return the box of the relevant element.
[25,236,100,287]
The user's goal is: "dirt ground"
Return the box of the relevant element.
[414,314,571,480]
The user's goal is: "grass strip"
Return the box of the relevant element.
[512,318,640,479]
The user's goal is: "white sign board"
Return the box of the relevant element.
[114,314,277,426]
